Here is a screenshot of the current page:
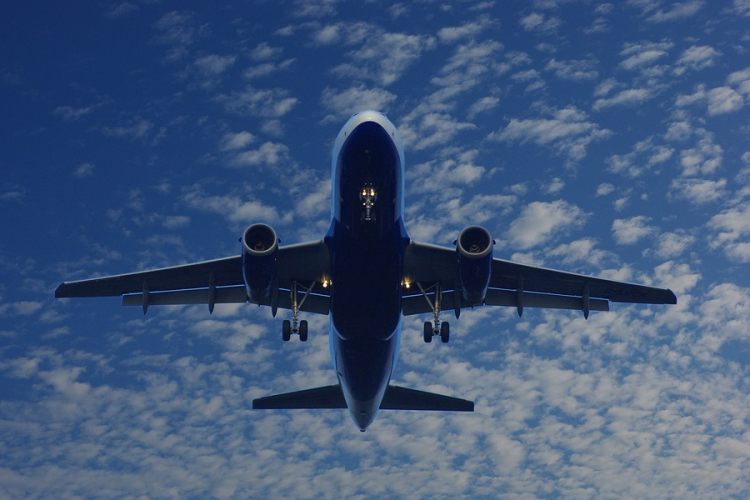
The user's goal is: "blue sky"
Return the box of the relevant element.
[2,0,750,498]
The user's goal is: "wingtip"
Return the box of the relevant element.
[668,289,677,305]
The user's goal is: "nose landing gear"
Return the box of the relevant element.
[360,183,377,221]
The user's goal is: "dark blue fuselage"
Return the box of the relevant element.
[326,112,409,430]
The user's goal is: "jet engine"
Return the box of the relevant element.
[456,226,493,306]
[242,223,279,303]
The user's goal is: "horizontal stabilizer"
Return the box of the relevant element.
[253,385,346,409]
[252,385,474,412]
[381,385,474,412]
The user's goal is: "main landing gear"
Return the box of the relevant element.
[417,282,450,344]
[282,281,315,342]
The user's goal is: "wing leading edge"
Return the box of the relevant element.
[402,241,676,317]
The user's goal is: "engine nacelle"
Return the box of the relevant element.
[456,226,493,306]
[242,224,279,304]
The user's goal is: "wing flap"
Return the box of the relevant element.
[122,285,331,314]
[402,289,609,316]
[485,289,609,311]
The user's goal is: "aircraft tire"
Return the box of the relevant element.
[440,322,450,343]
[299,320,308,342]
[282,320,291,342]
[423,321,433,343]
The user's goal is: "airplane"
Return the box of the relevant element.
[55,110,677,431]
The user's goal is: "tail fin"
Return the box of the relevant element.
[252,384,473,412]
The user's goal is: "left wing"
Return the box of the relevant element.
[55,240,331,314]
[402,241,676,317]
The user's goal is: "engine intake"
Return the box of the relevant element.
[456,226,493,306]
[242,224,279,304]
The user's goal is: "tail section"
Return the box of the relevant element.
[381,385,474,411]
[252,384,473,412]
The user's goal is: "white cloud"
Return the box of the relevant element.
[707,201,750,249]
[507,200,588,250]
[437,17,492,43]
[320,85,397,122]
[727,67,750,95]
[670,177,728,205]
[229,142,291,168]
[72,163,95,178]
[399,111,476,151]
[593,87,655,111]
[220,131,255,151]
[407,150,486,195]
[644,0,705,22]
[545,58,598,81]
[490,107,612,165]
[596,183,615,196]
[54,104,97,121]
[519,12,561,33]
[331,30,436,86]
[183,190,292,226]
[611,216,659,245]
[192,54,236,76]
[706,87,744,116]
[619,41,672,70]
[679,130,723,176]
[674,45,721,74]
[250,42,283,61]
[606,138,674,177]
[102,118,154,140]
[734,0,750,16]
[467,96,500,118]
[216,86,298,117]
[653,230,696,258]
[153,11,200,62]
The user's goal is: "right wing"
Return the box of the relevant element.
[402,241,676,317]
[55,240,331,315]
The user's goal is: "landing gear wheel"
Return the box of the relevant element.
[299,320,308,342]
[440,321,450,343]
[423,321,433,343]
[282,320,291,342]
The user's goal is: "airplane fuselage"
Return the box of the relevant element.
[326,111,408,430]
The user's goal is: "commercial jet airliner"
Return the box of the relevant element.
[56,110,677,431]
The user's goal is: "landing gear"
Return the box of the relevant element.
[282,281,315,342]
[360,183,377,221]
[440,321,450,343]
[423,320,450,343]
[417,282,450,344]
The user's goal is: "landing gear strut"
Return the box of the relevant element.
[417,282,450,343]
[283,281,315,342]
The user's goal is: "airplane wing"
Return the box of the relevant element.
[55,240,331,315]
[401,241,676,317]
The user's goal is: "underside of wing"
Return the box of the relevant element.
[402,240,676,317]
[56,240,332,315]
